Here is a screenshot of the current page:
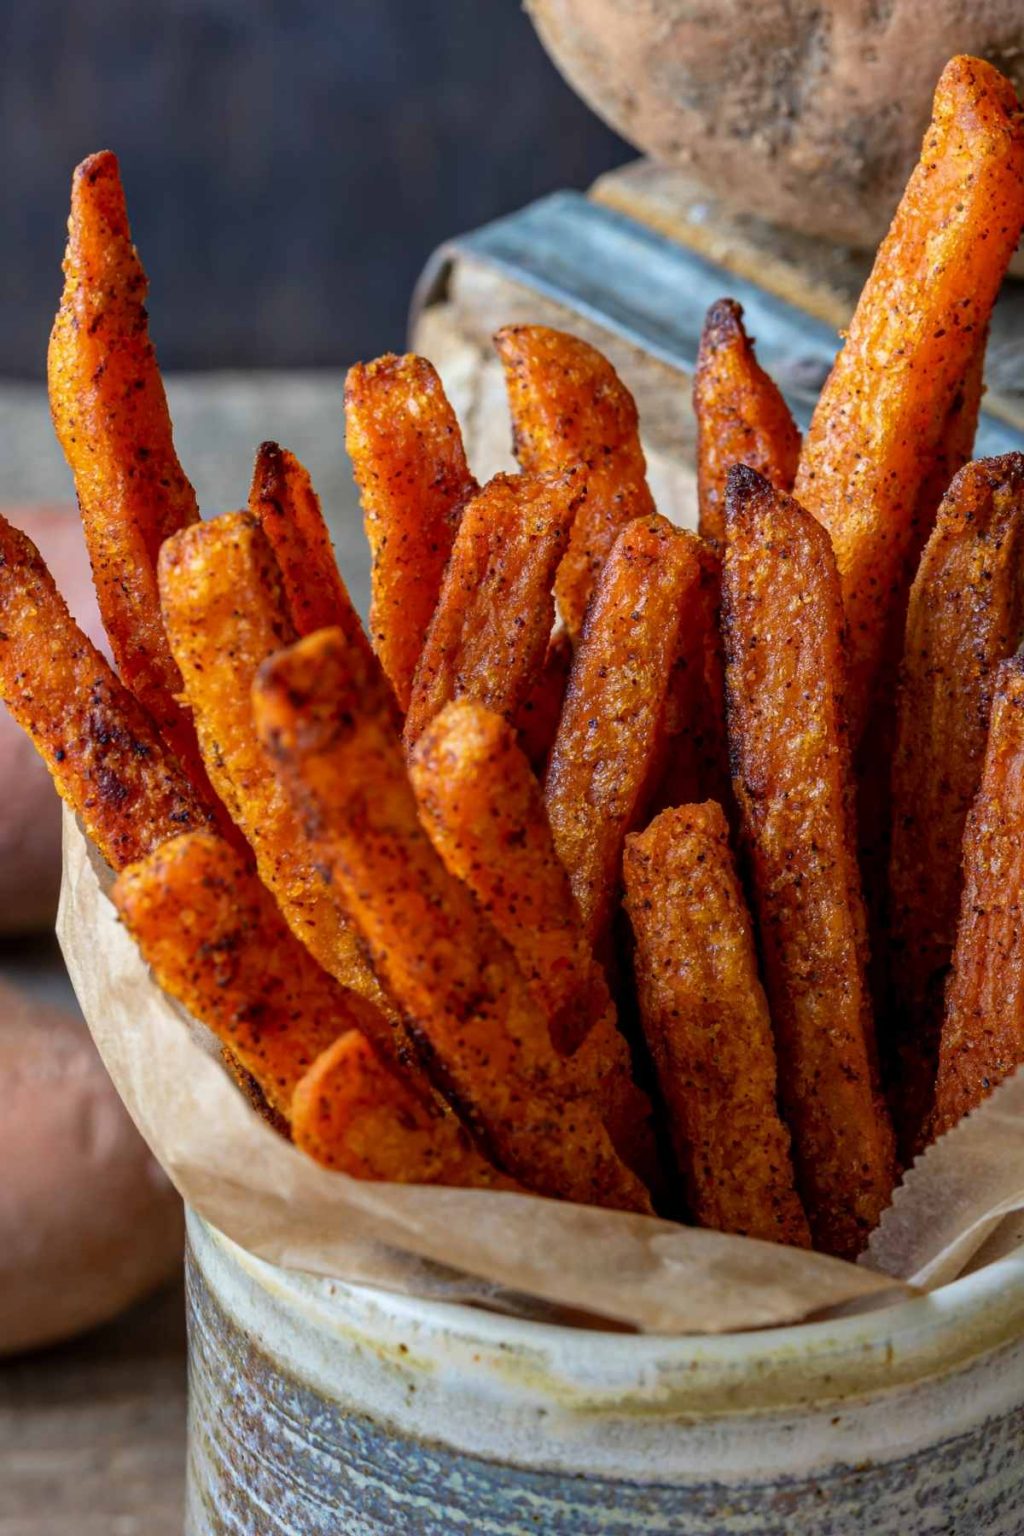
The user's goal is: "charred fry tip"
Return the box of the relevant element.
[68,149,130,238]
[699,298,747,350]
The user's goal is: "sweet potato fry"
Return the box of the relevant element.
[890,455,1024,1145]
[514,625,573,773]
[694,299,801,549]
[158,512,394,1025]
[345,354,477,710]
[409,699,657,1181]
[496,325,656,638]
[249,441,374,661]
[722,466,895,1258]
[623,803,810,1247]
[0,511,210,870]
[911,332,986,546]
[47,151,206,784]
[253,626,651,1213]
[292,1033,516,1188]
[113,831,361,1116]
[793,57,1024,738]
[931,659,1024,1137]
[404,470,581,747]
[544,514,707,952]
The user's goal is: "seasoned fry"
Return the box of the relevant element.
[694,299,801,549]
[722,466,895,1258]
[249,441,374,661]
[47,151,206,784]
[794,57,1024,738]
[409,699,657,1181]
[404,470,581,746]
[890,455,1024,1145]
[623,803,810,1247]
[496,325,656,638]
[931,660,1024,1139]
[911,333,986,547]
[514,626,573,773]
[544,514,706,952]
[253,626,651,1212]
[292,1033,516,1188]
[0,511,210,870]
[113,831,361,1116]
[158,512,394,1026]
[345,354,477,710]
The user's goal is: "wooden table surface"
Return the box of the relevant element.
[0,374,368,1535]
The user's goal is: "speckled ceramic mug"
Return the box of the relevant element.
[184,1210,1024,1534]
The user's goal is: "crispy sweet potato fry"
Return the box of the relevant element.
[158,512,395,1026]
[890,455,1024,1144]
[496,325,656,638]
[514,626,573,773]
[793,57,1024,738]
[623,803,810,1247]
[722,466,895,1258]
[253,626,651,1212]
[47,151,206,784]
[345,354,477,710]
[694,299,801,549]
[544,514,707,951]
[292,1033,516,1188]
[0,511,210,870]
[404,470,581,746]
[933,656,1024,1137]
[912,333,986,545]
[113,831,360,1116]
[249,441,374,660]
[409,699,657,1182]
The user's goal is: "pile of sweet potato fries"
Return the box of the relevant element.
[3,55,1024,1260]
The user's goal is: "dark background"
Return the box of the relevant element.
[2,0,630,378]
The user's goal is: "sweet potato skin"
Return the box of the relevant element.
[47,151,205,784]
[496,325,656,638]
[932,656,1024,1138]
[404,470,581,747]
[113,831,359,1116]
[623,803,810,1247]
[249,441,373,657]
[890,455,1024,1145]
[694,299,801,550]
[345,354,477,710]
[292,1032,516,1188]
[253,627,651,1213]
[793,57,1024,739]
[409,699,657,1183]
[722,466,895,1258]
[544,514,706,950]
[157,513,394,1025]
[0,511,210,870]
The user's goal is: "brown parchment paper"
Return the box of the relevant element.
[57,808,927,1334]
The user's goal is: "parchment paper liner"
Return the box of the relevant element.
[57,806,1023,1334]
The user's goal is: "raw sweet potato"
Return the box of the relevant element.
[694,299,801,549]
[157,512,394,1025]
[722,466,895,1258]
[409,699,657,1181]
[890,455,1024,1145]
[514,626,573,773]
[47,151,206,787]
[292,1032,515,1188]
[544,514,706,951]
[793,57,1024,740]
[932,655,1024,1138]
[112,831,361,1116]
[496,325,656,638]
[0,511,210,871]
[404,470,581,747]
[253,626,651,1213]
[345,354,477,710]
[248,441,373,659]
[623,803,810,1247]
